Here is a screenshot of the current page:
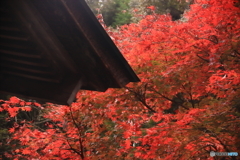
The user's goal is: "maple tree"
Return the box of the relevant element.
[1,0,240,159]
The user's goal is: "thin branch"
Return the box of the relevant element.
[150,87,189,110]
[196,54,210,62]
[69,106,85,160]
[181,85,195,108]
[175,35,210,62]
[125,86,157,113]
[32,119,52,125]
[65,137,81,156]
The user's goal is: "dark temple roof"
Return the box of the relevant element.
[0,0,140,104]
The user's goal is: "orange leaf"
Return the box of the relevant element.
[125,139,132,149]
[9,97,21,103]
[22,148,31,155]
[9,127,15,133]
[8,107,19,117]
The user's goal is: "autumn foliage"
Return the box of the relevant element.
[1,0,240,159]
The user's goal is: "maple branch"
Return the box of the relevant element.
[32,121,82,156]
[234,50,240,55]
[186,31,219,45]
[150,88,189,110]
[196,54,209,62]
[125,86,157,113]
[203,144,217,152]
[139,98,157,113]
[69,105,85,160]
[210,134,237,160]
[174,35,210,62]
[181,85,195,108]
[195,126,236,159]
[213,135,231,153]
[36,143,49,155]
[65,138,82,157]
[32,119,52,125]
[50,119,82,156]
[195,144,219,160]
[232,49,240,59]
[207,35,218,44]
[30,123,46,132]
